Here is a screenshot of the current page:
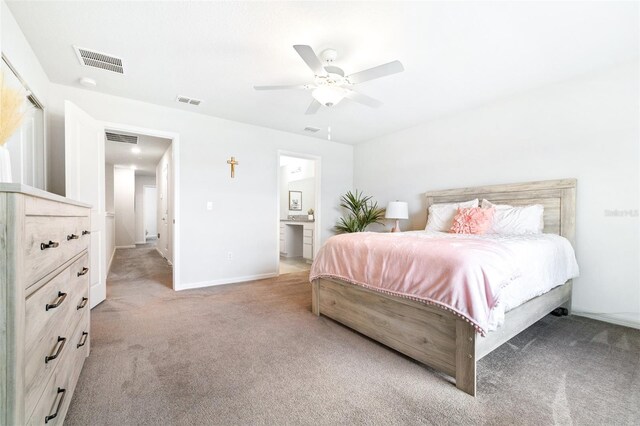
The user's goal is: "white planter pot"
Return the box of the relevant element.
[0,146,12,183]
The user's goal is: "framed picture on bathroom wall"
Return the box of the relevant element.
[289,191,302,211]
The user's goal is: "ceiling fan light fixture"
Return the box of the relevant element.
[312,86,345,107]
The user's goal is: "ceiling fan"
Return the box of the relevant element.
[254,45,404,115]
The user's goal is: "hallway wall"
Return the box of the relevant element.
[114,167,136,247]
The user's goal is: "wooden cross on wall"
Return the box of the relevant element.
[226,156,239,178]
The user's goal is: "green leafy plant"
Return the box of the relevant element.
[335,190,385,233]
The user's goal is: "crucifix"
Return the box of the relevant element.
[226,156,239,178]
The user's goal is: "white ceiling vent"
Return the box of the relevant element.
[74,46,124,74]
[105,132,138,144]
[303,126,320,133]
[176,95,202,106]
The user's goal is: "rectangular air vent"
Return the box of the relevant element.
[74,46,124,74]
[105,132,138,144]
[176,95,202,106]
[304,126,320,133]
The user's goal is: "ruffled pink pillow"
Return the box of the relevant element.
[450,207,495,234]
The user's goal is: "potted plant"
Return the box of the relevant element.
[308,208,314,221]
[0,72,25,182]
[335,190,385,233]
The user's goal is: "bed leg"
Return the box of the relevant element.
[311,280,320,316]
[455,319,476,396]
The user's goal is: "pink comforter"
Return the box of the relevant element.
[309,232,520,335]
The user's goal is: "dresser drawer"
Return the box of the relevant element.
[23,254,89,419]
[24,216,90,288]
[303,229,313,237]
[26,309,89,426]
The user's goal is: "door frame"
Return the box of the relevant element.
[276,150,321,275]
[103,121,181,290]
[142,184,157,243]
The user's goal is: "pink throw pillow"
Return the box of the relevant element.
[450,207,495,235]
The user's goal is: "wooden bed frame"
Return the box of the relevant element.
[311,179,576,396]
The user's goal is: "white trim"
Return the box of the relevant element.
[115,245,136,249]
[102,121,181,291]
[134,240,146,245]
[178,272,278,291]
[276,150,322,277]
[574,312,640,330]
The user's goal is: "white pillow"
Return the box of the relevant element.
[425,199,479,231]
[481,199,544,234]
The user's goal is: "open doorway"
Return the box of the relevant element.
[104,129,174,287]
[278,152,321,275]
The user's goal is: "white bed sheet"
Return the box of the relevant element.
[402,230,579,331]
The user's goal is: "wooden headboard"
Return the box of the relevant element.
[425,179,577,246]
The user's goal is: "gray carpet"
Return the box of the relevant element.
[65,247,640,425]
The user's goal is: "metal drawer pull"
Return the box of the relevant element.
[45,387,66,423]
[46,291,67,311]
[45,336,67,363]
[82,230,91,235]
[67,233,79,240]
[77,297,88,310]
[77,331,89,348]
[77,267,89,277]
[40,240,59,250]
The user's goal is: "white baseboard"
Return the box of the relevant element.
[115,245,136,249]
[177,272,278,291]
[135,240,146,245]
[574,312,640,330]
[155,247,173,266]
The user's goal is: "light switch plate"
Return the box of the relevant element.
[206,201,213,210]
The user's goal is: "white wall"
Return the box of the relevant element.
[279,158,316,219]
[354,61,640,328]
[45,84,353,289]
[105,213,115,274]
[105,163,114,212]
[288,178,315,216]
[0,1,49,108]
[134,174,156,243]
[114,167,136,247]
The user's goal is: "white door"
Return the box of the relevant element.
[161,163,169,259]
[65,101,106,308]
[143,186,157,240]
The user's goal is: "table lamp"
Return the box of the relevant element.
[385,201,408,232]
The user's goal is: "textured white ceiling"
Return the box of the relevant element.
[105,132,171,176]
[7,1,638,144]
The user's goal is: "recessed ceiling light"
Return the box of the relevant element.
[79,77,97,87]
[131,147,141,154]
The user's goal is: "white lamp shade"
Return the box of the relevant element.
[385,201,409,219]
[312,86,345,107]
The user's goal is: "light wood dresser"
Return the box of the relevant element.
[1,184,92,425]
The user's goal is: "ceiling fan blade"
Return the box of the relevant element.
[305,99,322,115]
[293,45,327,76]
[346,60,404,84]
[344,90,383,108]
[253,84,309,91]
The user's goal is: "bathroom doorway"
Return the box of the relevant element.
[277,152,321,275]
